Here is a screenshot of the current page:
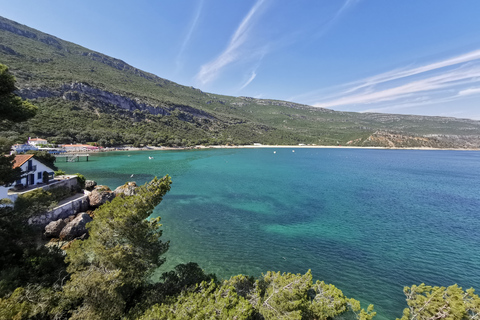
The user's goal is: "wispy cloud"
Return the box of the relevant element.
[239,71,257,91]
[311,0,360,39]
[458,86,480,96]
[196,0,267,85]
[307,49,480,114]
[176,0,204,72]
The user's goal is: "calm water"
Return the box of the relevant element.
[57,148,480,319]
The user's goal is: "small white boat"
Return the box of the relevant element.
[149,156,154,159]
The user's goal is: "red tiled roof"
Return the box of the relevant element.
[28,138,47,141]
[13,154,34,169]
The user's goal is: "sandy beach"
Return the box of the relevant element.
[83,144,480,153]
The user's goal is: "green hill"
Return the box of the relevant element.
[1,15,480,148]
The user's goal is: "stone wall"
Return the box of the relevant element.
[4,175,79,204]
[28,194,89,226]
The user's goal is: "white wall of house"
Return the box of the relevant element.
[1,157,56,202]
[15,158,55,187]
[28,138,48,146]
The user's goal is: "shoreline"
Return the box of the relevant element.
[63,144,480,154]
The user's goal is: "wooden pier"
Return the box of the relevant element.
[55,153,90,162]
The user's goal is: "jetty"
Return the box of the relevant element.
[55,153,90,162]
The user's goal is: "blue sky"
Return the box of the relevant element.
[2,0,480,120]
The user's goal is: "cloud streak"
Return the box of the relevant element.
[458,87,480,96]
[308,49,480,113]
[239,71,257,91]
[176,0,204,71]
[196,0,267,85]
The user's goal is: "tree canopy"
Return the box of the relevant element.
[0,63,38,185]
[0,64,37,123]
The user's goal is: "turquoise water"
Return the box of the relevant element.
[57,148,480,319]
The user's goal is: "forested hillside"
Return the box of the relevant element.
[1,16,480,148]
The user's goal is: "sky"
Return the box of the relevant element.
[1,1,480,120]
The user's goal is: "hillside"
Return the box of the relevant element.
[1,15,480,148]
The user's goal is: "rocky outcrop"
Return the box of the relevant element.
[0,19,63,50]
[18,82,172,116]
[114,182,138,197]
[18,82,217,121]
[363,131,480,149]
[44,219,66,238]
[59,213,92,241]
[88,185,115,208]
[85,180,97,191]
[0,44,20,56]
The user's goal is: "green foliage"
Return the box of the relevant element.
[0,285,60,320]
[254,271,312,319]
[139,281,254,320]
[13,189,57,218]
[0,137,21,186]
[398,283,480,320]
[0,63,37,185]
[250,270,375,320]
[160,262,218,297]
[13,186,72,218]
[74,173,86,189]
[0,202,66,298]
[42,171,49,184]
[63,176,172,319]
[0,64,37,123]
[54,169,65,177]
[140,270,375,320]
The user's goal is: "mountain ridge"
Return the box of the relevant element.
[1,15,480,148]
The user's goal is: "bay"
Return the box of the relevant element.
[57,148,480,319]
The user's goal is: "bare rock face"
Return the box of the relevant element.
[88,185,115,208]
[85,180,97,191]
[59,213,92,241]
[44,219,66,238]
[114,181,138,197]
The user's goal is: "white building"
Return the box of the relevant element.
[28,137,48,146]
[60,144,98,152]
[0,154,56,200]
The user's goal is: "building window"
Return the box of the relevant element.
[38,172,42,179]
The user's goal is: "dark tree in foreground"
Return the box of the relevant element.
[63,176,172,319]
[0,63,37,185]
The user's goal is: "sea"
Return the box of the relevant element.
[56,147,480,319]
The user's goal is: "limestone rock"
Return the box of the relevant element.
[44,219,66,238]
[59,212,92,241]
[114,181,138,197]
[88,185,115,208]
[85,180,97,191]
